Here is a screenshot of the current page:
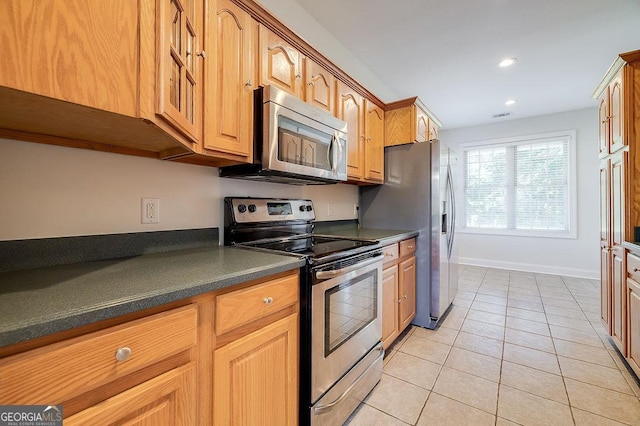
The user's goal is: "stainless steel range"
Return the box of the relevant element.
[224,197,384,426]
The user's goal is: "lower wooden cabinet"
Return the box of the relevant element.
[0,305,198,414]
[212,272,299,425]
[399,256,417,331]
[612,246,627,354]
[627,277,640,377]
[626,252,640,377]
[213,313,298,425]
[0,270,300,426]
[65,363,196,425]
[381,264,400,348]
[381,238,416,350]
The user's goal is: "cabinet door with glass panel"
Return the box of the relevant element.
[157,0,204,145]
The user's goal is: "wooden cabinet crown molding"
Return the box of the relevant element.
[230,0,385,108]
[384,96,443,128]
[593,49,640,99]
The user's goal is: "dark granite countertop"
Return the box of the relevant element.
[0,246,304,348]
[315,224,418,246]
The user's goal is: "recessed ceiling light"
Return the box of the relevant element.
[505,99,517,106]
[498,57,517,67]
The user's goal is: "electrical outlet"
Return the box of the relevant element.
[142,198,160,224]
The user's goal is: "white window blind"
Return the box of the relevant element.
[461,131,576,238]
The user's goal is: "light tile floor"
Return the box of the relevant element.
[345,265,640,426]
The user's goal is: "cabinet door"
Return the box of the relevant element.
[609,72,625,154]
[611,152,626,247]
[157,0,203,143]
[364,100,384,183]
[382,265,399,349]
[598,87,610,157]
[612,246,627,354]
[305,60,335,114]
[259,26,303,98]
[213,313,298,426]
[336,81,364,180]
[65,364,196,425]
[0,1,139,116]
[204,0,254,159]
[601,244,612,333]
[627,278,640,377]
[415,107,429,143]
[398,256,416,331]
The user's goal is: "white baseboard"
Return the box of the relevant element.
[458,257,599,280]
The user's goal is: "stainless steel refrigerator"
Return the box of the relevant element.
[360,140,458,329]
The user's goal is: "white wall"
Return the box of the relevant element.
[440,108,599,279]
[0,138,358,241]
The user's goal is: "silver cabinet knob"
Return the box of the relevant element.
[403,294,408,299]
[295,73,302,79]
[115,347,132,362]
[634,267,640,272]
[197,51,206,59]
[245,79,253,87]
[308,81,315,86]
[263,297,274,305]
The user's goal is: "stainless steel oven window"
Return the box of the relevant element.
[324,269,378,357]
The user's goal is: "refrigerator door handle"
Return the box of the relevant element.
[446,165,455,259]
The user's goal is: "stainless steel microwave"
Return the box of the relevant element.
[219,86,348,185]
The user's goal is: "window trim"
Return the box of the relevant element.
[458,130,577,239]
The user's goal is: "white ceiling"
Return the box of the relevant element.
[292,0,640,129]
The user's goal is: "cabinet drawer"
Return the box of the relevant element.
[0,304,198,404]
[382,244,399,265]
[215,273,299,335]
[400,238,416,257]
[628,253,640,282]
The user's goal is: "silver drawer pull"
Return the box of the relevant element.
[115,347,132,362]
[634,267,640,273]
[384,253,394,257]
[263,297,274,305]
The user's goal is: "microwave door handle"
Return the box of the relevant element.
[328,134,338,173]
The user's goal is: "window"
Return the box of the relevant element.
[460,130,576,238]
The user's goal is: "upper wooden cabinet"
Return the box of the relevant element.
[0,0,139,116]
[203,0,255,162]
[0,0,441,173]
[336,82,385,184]
[597,69,625,158]
[155,0,204,146]
[305,60,336,115]
[336,81,365,181]
[259,25,304,98]
[364,101,385,183]
[385,97,442,146]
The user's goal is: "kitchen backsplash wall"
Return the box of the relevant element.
[0,138,358,241]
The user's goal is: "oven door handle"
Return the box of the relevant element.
[315,254,384,280]
[313,343,384,415]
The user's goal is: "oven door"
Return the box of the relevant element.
[311,252,383,403]
[263,93,347,182]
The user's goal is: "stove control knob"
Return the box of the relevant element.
[306,205,313,212]
[248,204,257,213]
[299,205,306,212]
[237,204,247,213]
